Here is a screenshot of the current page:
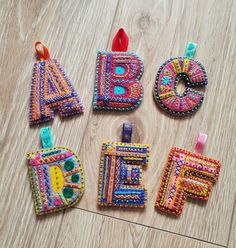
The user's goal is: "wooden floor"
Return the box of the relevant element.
[0,0,236,247]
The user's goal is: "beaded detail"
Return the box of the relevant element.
[155,147,220,216]
[29,43,84,125]
[154,57,208,116]
[26,146,84,215]
[93,51,144,111]
[98,141,150,207]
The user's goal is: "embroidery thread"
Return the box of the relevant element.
[26,127,85,215]
[155,133,220,216]
[154,42,208,116]
[29,41,84,125]
[98,122,150,207]
[93,29,144,111]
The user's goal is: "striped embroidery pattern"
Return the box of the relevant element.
[93,51,144,111]
[155,147,220,216]
[98,141,150,208]
[29,58,84,125]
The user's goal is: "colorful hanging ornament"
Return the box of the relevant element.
[155,133,220,216]
[154,42,208,116]
[98,122,150,207]
[29,41,84,125]
[93,28,144,111]
[26,127,85,215]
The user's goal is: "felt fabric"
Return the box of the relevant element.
[29,41,84,125]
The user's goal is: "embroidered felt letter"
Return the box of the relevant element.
[26,127,85,215]
[29,41,83,125]
[154,42,208,116]
[155,147,220,216]
[98,142,149,207]
[98,123,150,207]
[93,29,144,111]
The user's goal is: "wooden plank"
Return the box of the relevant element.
[1,0,235,247]
[77,0,236,246]
[228,199,236,248]
[56,208,222,248]
[0,0,118,247]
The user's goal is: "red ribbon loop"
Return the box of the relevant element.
[112,28,129,52]
[35,41,50,60]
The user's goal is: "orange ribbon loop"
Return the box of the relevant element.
[35,41,50,60]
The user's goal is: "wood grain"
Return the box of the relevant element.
[77,0,236,246]
[228,199,236,248]
[0,0,235,247]
[0,0,118,247]
[56,208,222,248]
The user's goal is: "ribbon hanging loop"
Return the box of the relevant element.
[194,132,207,154]
[35,41,50,60]
[112,28,129,52]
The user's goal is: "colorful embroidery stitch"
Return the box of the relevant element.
[93,29,144,111]
[29,41,83,125]
[154,43,208,116]
[98,123,150,207]
[26,128,84,215]
[155,147,220,216]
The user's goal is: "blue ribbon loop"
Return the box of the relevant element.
[122,122,132,143]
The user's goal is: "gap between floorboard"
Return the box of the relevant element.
[70,206,226,248]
